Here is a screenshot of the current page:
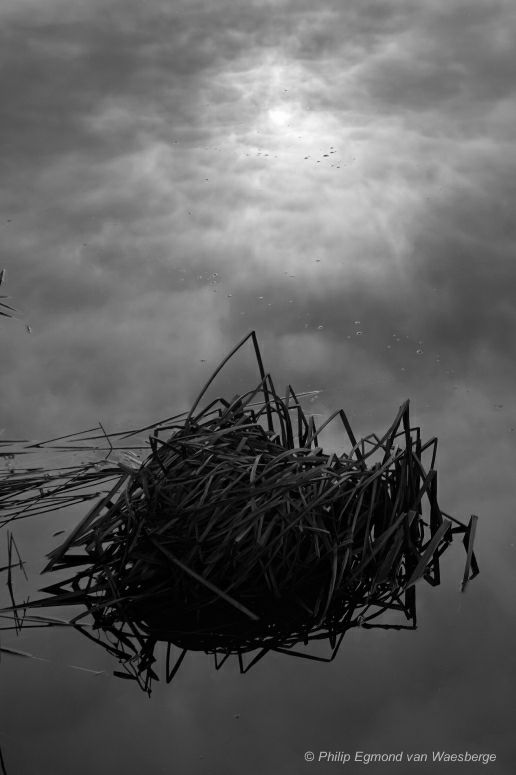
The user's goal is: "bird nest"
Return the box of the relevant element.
[3,332,478,692]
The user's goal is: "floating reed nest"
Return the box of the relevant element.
[4,332,478,691]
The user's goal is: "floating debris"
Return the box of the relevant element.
[1,332,478,693]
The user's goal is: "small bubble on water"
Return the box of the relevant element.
[354,320,361,325]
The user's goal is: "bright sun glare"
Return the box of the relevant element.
[267,105,292,127]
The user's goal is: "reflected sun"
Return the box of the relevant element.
[267,105,292,128]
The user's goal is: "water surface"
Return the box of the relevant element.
[1,2,515,772]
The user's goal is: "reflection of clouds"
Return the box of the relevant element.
[3,286,229,437]
[0,0,514,582]
[2,4,516,771]
[3,0,514,311]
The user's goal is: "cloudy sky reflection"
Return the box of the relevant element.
[1,1,515,773]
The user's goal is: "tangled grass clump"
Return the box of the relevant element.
[2,332,478,692]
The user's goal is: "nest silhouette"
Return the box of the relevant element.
[4,332,478,691]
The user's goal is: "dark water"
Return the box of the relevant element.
[1,2,515,773]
